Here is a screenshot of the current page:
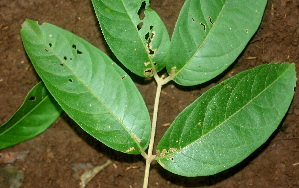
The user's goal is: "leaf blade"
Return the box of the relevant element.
[21,19,151,154]
[0,82,62,149]
[92,0,170,77]
[157,63,296,176]
[167,0,268,86]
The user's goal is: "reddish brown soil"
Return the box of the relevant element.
[0,0,298,187]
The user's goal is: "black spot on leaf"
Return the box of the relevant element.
[138,1,146,20]
[64,56,67,60]
[144,68,153,77]
[28,96,36,101]
[77,50,82,54]
[149,48,155,55]
[146,32,156,56]
[209,16,214,25]
[170,157,174,162]
[49,43,52,47]
[200,22,206,32]
[145,32,150,40]
[137,22,143,30]
[69,78,73,82]
[72,44,76,49]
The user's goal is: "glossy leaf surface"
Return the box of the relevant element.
[21,19,151,154]
[92,0,170,77]
[0,82,62,149]
[157,63,296,176]
[167,0,267,86]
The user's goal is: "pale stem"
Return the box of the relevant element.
[143,80,162,188]
[142,71,173,188]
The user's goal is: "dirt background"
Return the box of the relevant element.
[0,0,298,187]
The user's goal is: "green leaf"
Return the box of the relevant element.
[156,63,296,177]
[0,82,62,150]
[92,0,170,77]
[167,0,268,86]
[21,19,151,154]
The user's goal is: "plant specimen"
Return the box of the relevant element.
[0,0,296,187]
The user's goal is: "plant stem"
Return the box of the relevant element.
[143,72,173,188]
[143,76,163,188]
[143,83,162,187]
[148,81,162,159]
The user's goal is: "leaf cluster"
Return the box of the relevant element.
[0,0,296,179]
